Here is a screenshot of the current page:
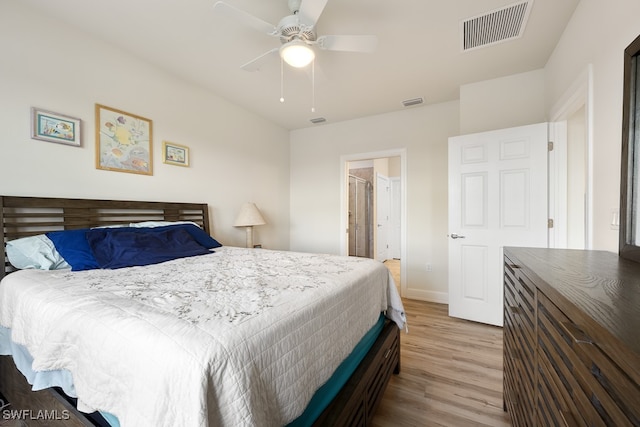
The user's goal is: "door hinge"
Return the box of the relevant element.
[548,218,554,228]
[548,141,554,151]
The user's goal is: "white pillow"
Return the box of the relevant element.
[6,235,70,270]
[129,221,201,228]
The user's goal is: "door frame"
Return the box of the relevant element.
[340,149,407,296]
[549,64,594,249]
[375,172,390,262]
[389,176,402,259]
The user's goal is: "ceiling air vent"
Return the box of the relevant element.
[461,0,533,52]
[310,117,326,124]
[402,97,424,107]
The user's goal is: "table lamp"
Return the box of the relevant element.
[233,202,266,248]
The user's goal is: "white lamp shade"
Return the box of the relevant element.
[234,202,266,227]
[280,40,315,68]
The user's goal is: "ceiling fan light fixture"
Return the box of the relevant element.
[280,40,315,68]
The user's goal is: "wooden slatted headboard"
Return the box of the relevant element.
[1,196,210,279]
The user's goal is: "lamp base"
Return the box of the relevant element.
[245,226,254,248]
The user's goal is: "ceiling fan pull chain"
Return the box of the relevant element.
[311,59,316,113]
[280,57,285,103]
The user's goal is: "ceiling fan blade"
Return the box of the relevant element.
[212,1,277,36]
[316,35,378,53]
[297,0,329,28]
[240,48,279,72]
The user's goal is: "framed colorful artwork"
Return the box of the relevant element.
[31,107,81,147]
[95,104,153,175]
[162,141,190,167]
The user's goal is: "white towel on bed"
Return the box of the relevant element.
[385,272,407,331]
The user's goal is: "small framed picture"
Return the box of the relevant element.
[31,107,81,147]
[162,141,190,167]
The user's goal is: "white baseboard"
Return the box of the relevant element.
[403,288,448,304]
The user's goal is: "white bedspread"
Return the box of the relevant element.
[0,247,405,427]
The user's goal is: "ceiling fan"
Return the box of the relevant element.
[213,0,378,71]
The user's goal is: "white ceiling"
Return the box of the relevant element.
[21,0,580,130]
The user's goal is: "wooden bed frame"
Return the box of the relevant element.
[0,195,400,426]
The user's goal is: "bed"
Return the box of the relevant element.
[0,195,404,427]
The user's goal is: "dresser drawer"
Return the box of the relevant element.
[538,291,639,427]
[505,261,536,345]
[537,353,581,427]
[504,258,536,425]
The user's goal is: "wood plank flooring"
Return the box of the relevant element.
[374,261,511,427]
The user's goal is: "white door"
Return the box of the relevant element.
[448,123,548,326]
[376,173,390,261]
[389,177,401,259]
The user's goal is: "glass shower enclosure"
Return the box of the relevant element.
[348,175,373,258]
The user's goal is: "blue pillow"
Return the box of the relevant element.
[46,228,99,271]
[146,224,222,249]
[46,224,221,271]
[86,227,211,269]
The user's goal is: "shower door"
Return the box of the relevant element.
[348,175,373,258]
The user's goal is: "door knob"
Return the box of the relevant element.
[450,233,466,239]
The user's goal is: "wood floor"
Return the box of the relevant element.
[374,261,511,427]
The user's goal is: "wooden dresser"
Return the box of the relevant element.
[503,247,640,427]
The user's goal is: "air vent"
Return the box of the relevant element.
[462,0,532,52]
[402,97,424,107]
[310,117,326,124]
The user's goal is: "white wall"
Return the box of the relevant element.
[389,157,401,177]
[460,69,546,134]
[290,102,459,302]
[0,2,290,249]
[289,0,640,304]
[545,0,640,252]
[6,0,639,303]
[288,68,545,304]
[567,106,587,249]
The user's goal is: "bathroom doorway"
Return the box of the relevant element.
[342,150,406,295]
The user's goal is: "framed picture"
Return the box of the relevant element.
[95,104,153,175]
[31,107,81,147]
[162,141,190,167]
